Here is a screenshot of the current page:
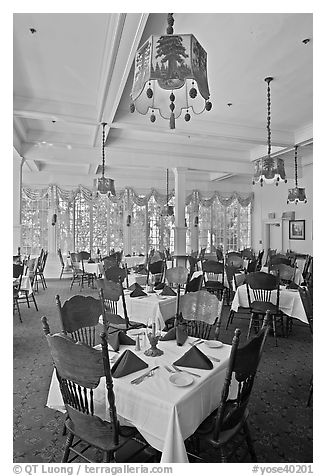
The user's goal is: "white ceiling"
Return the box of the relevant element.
[13,12,313,192]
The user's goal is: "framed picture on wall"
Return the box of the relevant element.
[289,220,305,240]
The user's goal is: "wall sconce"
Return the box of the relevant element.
[194,216,199,227]
[52,213,57,226]
[126,214,131,227]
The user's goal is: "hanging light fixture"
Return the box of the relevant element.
[130,13,212,129]
[252,77,287,186]
[287,145,307,204]
[163,168,174,216]
[96,122,116,196]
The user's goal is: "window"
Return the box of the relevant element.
[21,193,49,256]
[108,201,124,252]
[131,203,146,255]
[92,196,109,255]
[147,196,162,250]
[75,194,91,252]
[57,197,74,254]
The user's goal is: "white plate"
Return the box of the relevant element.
[169,373,193,387]
[204,340,223,349]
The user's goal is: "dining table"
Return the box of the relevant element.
[231,283,308,325]
[81,261,104,277]
[122,256,146,268]
[118,290,178,329]
[13,276,33,295]
[46,332,234,463]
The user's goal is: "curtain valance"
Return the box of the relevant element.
[22,185,253,208]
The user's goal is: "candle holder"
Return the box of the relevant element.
[144,332,164,357]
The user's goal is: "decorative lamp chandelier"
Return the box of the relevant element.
[130,13,212,129]
[97,122,116,196]
[252,77,287,186]
[163,168,174,216]
[287,145,307,204]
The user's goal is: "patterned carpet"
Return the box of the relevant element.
[13,278,313,463]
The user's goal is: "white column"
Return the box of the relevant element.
[13,151,24,254]
[172,168,187,264]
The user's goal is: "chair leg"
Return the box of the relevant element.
[25,291,30,308]
[271,316,278,346]
[31,293,39,311]
[243,420,257,462]
[247,314,255,340]
[226,310,234,330]
[61,432,74,462]
[14,298,22,323]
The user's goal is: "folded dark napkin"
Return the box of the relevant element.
[160,327,176,341]
[128,282,143,291]
[286,281,299,290]
[87,259,95,263]
[173,345,213,370]
[130,287,147,297]
[111,349,148,378]
[161,285,177,296]
[154,282,165,290]
[139,254,144,257]
[159,324,188,346]
[125,254,131,257]
[107,331,136,352]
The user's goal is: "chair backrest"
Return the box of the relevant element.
[58,249,65,268]
[185,274,203,293]
[181,318,213,340]
[13,263,24,279]
[148,260,165,284]
[225,265,244,290]
[269,255,292,267]
[25,258,38,283]
[97,279,130,329]
[246,272,279,308]
[241,248,255,260]
[55,294,102,347]
[212,316,269,439]
[104,265,127,284]
[215,248,224,261]
[202,260,225,276]
[13,255,22,264]
[42,317,120,446]
[298,287,313,333]
[102,255,118,271]
[187,255,199,276]
[246,259,258,274]
[269,263,295,283]
[179,290,224,326]
[39,250,48,272]
[256,250,264,270]
[166,266,189,286]
[225,252,244,269]
[264,248,277,266]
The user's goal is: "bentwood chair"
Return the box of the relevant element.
[104,265,128,287]
[56,294,103,347]
[41,317,149,463]
[269,263,296,286]
[35,250,48,290]
[97,278,146,332]
[186,314,270,463]
[147,260,165,285]
[246,271,282,345]
[20,258,39,311]
[225,252,244,270]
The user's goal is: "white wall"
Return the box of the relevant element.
[252,162,313,255]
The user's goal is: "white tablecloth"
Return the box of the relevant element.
[46,334,233,463]
[118,292,177,329]
[14,276,33,295]
[123,256,146,268]
[231,284,308,324]
[81,262,104,277]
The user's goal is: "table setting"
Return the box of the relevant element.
[46,321,234,463]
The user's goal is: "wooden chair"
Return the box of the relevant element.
[147,260,165,285]
[241,248,255,260]
[102,255,119,272]
[256,250,264,271]
[264,248,276,267]
[13,264,24,322]
[225,266,250,330]
[202,260,226,299]
[187,255,199,277]
[77,251,96,289]
[20,258,39,311]
[179,289,225,339]
[97,278,145,332]
[58,249,72,279]
[186,314,270,463]
[246,271,282,345]
[104,265,128,287]
[41,317,148,463]
[56,294,103,347]
[268,254,292,270]
[35,250,48,290]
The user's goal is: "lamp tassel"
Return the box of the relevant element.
[170,112,175,129]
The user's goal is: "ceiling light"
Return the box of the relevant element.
[252,77,287,186]
[130,13,212,129]
[287,145,307,204]
[96,123,115,196]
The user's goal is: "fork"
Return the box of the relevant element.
[171,364,201,378]
[189,339,204,347]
